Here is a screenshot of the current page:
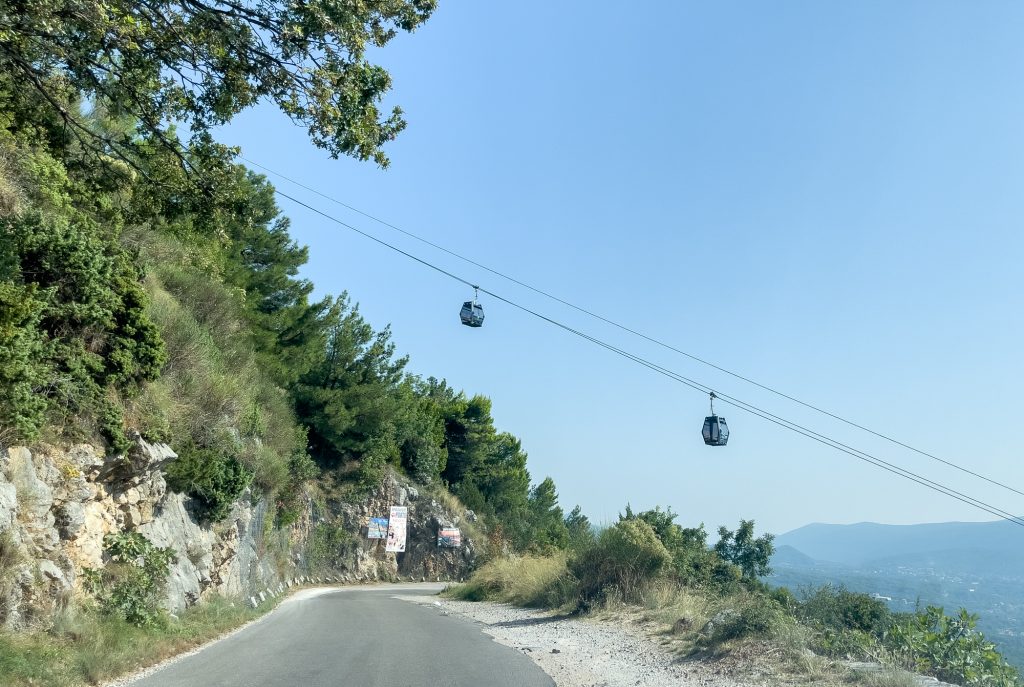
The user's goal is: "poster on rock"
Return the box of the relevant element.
[437,527,461,548]
[367,517,388,539]
[385,506,408,552]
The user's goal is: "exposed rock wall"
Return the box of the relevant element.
[325,474,478,582]
[0,439,478,629]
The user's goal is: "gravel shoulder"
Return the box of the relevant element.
[394,594,764,687]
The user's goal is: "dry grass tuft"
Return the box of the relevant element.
[446,553,576,609]
[847,668,919,687]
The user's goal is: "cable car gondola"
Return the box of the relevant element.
[460,287,485,327]
[702,392,729,446]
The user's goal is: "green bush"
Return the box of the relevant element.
[165,445,253,521]
[0,281,47,442]
[768,585,798,613]
[353,432,395,494]
[800,585,891,634]
[707,595,790,644]
[616,506,746,590]
[0,142,165,451]
[884,606,1020,687]
[571,518,671,604]
[81,533,175,627]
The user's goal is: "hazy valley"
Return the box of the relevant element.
[767,520,1024,669]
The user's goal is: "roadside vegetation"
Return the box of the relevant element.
[0,530,274,687]
[0,594,270,686]
[449,505,1022,687]
[0,0,578,683]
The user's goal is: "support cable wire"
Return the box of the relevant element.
[248,156,1024,500]
[273,188,1024,528]
[480,288,1024,528]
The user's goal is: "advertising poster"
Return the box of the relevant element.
[385,506,408,552]
[437,527,462,548]
[367,517,388,539]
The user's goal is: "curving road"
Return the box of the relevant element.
[131,584,553,687]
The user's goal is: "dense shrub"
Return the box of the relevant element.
[0,281,47,442]
[165,445,253,521]
[706,594,791,644]
[0,141,166,450]
[800,585,891,634]
[884,606,1020,687]
[616,506,756,591]
[275,450,319,526]
[790,585,890,659]
[571,519,671,604]
[82,533,175,627]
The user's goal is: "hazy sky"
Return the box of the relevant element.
[218,1,1024,535]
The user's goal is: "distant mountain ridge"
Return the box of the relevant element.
[775,520,1021,568]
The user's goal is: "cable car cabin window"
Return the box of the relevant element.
[702,416,716,443]
[702,416,729,446]
[460,301,484,327]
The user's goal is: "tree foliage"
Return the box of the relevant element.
[0,0,436,167]
[0,22,568,552]
[714,519,774,580]
[0,128,166,451]
[618,505,738,587]
[294,293,408,462]
[564,505,594,551]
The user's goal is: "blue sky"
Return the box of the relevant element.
[218,1,1024,535]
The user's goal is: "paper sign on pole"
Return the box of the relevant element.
[385,506,408,552]
[367,517,388,539]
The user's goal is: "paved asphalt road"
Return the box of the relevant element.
[131,584,554,687]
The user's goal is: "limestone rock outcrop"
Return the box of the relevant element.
[0,438,477,628]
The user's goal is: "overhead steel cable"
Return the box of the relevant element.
[274,188,1024,528]
[248,156,1024,500]
[479,289,1024,528]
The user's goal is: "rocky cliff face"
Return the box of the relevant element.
[0,439,478,628]
[323,473,478,583]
